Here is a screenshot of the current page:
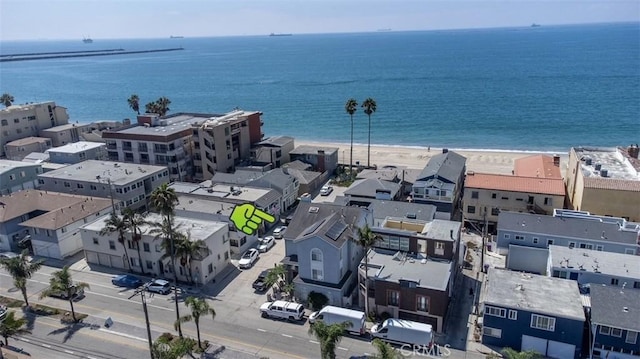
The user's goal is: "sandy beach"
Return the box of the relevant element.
[296,140,569,175]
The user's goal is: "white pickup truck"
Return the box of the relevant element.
[260,300,305,321]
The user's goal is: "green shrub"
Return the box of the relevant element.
[307,291,329,311]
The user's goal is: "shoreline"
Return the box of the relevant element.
[296,140,570,175]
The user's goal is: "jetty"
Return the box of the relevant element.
[0,47,184,62]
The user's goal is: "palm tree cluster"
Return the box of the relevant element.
[0,93,15,107]
[344,97,377,176]
[127,94,171,116]
[99,208,148,274]
[0,250,44,307]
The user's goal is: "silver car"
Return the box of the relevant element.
[258,236,275,253]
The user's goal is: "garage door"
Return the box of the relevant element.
[521,335,546,356]
[86,251,98,265]
[548,340,575,359]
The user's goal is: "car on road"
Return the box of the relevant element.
[257,236,275,253]
[272,226,287,239]
[112,274,143,288]
[48,285,85,300]
[238,248,259,269]
[252,269,271,292]
[260,300,305,321]
[145,279,172,294]
[320,185,333,196]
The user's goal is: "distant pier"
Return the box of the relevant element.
[0,48,184,62]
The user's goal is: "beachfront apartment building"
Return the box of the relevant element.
[289,145,339,175]
[496,209,640,256]
[481,268,585,359]
[565,146,640,222]
[81,213,231,285]
[463,172,565,233]
[0,160,44,195]
[4,137,52,161]
[0,101,69,157]
[0,190,112,258]
[45,141,106,164]
[411,149,467,220]
[37,160,169,212]
[251,136,295,169]
[39,123,89,147]
[589,285,640,359]
[192,110,264,181]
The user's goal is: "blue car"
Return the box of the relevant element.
[111,274,143,288]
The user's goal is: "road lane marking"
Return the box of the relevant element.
[87,356,98,359]
[99,328,148,342]
[257,328,267,332]
[64,349,75,354]
[310,340,319,344]
[20,338,30,342]
[281,334,292,338]
[338,347,348,351]
[42,344,51,348]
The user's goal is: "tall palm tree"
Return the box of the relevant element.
[124,208,147,275]
[150,183,182,337]
[344,98,358,178]
[127,94,140,114]
[156,97,171,116]
[145,102,158,114]
[100,212,132,272]
[264,264,286,292]
[174,233,209,284]
[354,224,381,317]
[0,249,44,307]
[361,98,377,168]
[39,266,90,323]
[0,93,15,107]
[175,296,216,349]
[371,338,400,359]
[308,320,351,359]
[0,311,29,347]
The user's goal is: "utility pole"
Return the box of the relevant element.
[129,288,154,359]
[97,175,117,214]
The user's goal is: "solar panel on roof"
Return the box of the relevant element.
[326,221,348,241]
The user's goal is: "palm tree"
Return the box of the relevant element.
[308,320,351,359]
[100,212,132,272]
[264,264,286,292]
[361,97,377,168]
[174,233,209,284]
[501,348,544,359]
[123,208,147,275]
[156,97,171,116]
[39,266,90,323]
[0,249,44,307]
[150,183,182,337]
[145,101,158,114]
[371,338,400,359]
[175,296,215,349]
[0,311,29,347]
[152,335,194,359]
[0,93,15,107]
[345,98,358,179]
[353,224,381,317]
[127,94,140,114]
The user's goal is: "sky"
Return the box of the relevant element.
[1,0,638,41]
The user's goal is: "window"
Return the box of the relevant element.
[417,296,429,312]
[311,249,323,262]
[491,208,500,216]
[1,119,7,126]
[109,240,116,250]
[569,242,576,248]
[208,263,213,274]
[471,191,479,199]
[532,237,539,244]
[515,235,524,241]
[143,243,150,252]
[530,314,555,331]
[491,193,497,199]
[626,331,638,344]
[387,290,399,306]
[579,243,593,250]
[600,326,611,335]
[634,281,640,289]
[467,206,476,214]
[610,328,623,337]
[146,260,153,270]
[508,310,517,320]
[130,257,140,267]
[435,242,445,255]
[544,197,552,206]
[611,278,619,285]
[77,183,84,189]
[155,244,161,252]
[14,118,20,123]
[224,251,229,260]
[485,306,506,318]
[92,237,99,245]
[504,234,510,239]
[483,327,502,338]
[61,227,67,233]
[90,185,97,190]
[128,240,137,250]
[64,181,71,188]
[625,248,636,255]
[547,239,554,245]
[312,269,324,280]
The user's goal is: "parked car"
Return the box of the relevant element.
[145,279,172,294]
[273,226,287,239]
[252,269,271,292]
[320,185,333,196]
[260,300,305,321]
[48,285,85,300]
[238,248,259,269]
[111,274,143,288]
[257,236,275,253]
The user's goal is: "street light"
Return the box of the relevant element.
[129,288,154,359]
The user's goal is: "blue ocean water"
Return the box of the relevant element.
[1,22,638,152]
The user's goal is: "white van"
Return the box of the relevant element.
[308,306,366,335]
[370,319,433,347]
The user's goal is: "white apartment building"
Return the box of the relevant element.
[37,160,169,212]
[81,213,231,285]
[0,101,70,157]
[45,141,106,164]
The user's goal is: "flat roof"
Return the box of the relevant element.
[38,160,167,185]
[114,114,205,137]
[574,147,639,182]
[549,245,640,279]
[484,267,585,321]
[41,124,81,132]
[465,172,565,196]
[290,145,338,155]
[5,137,51,146]
[0,160,40,174]
[365,248,452,291]
[46,141,105,154]
[175,194,235,217]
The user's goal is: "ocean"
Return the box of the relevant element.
[1,22,638,152]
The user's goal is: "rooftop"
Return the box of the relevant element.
[46,141,105,154]
[484,267,585,321]
[366,199,436,222]
[417,150,467,183]
[344,178,402,198]
[0,101,57,112]
[109,113,208,137]
[590,285,640,332]
[37,160,167,185]
[41,123,83,132]
[287,202,367,248]
[364,248,452,291]
[465,172,565,196]
[573,147,640,184]
[170,182,280,210]
[175,194,235,217]
[5,137,51,146]
[290,145,338,155]
[514,154,562,179]
[256,136,294,147]
[22,152,50,163]
[377,217,460,242]
[0,160,41,175]
[549,245,640,279]
[0,190,112,229]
